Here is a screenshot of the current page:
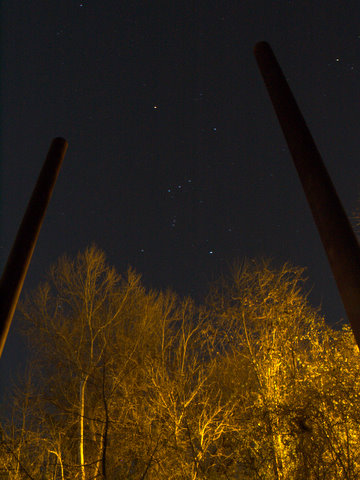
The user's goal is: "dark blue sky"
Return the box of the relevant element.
[1,1,360,388]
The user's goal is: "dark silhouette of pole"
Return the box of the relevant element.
[254,41,360,348]
[0,137,68,358]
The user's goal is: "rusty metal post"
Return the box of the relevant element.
[0,137,68,358]
[254,41,360,348]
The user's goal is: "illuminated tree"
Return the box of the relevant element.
[16,245,167,478]
[299,323,360,479]
[4,249,360,479]
[136,298,237,480]
[205,259,332,479]
[10,246,227,479]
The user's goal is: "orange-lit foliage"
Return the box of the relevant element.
[1,249,359,479]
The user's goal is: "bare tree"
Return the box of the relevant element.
[5,250,360,479]
[205,259,332,479]
[16,246,159,478]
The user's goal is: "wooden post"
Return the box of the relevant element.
[254,41,360,347]
[0,137,68,358]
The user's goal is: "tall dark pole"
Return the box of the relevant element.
[254,41,360,348]
[0,137,68,358]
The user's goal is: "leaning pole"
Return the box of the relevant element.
[0,137,68,358]
[253,41,360,348]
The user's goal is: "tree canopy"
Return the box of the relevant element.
[1,246,359,479]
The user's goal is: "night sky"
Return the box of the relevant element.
[1,2,360,388]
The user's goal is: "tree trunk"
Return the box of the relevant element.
[80,374,89,480]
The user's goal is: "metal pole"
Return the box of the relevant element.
[254,41,360,348]
[0,137,68,358]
